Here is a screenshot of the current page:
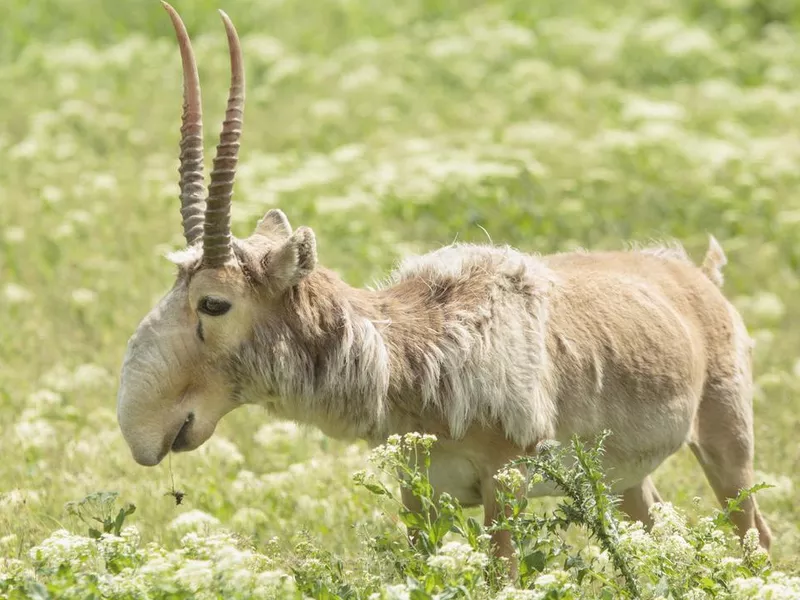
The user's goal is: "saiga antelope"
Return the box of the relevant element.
[117,2,772,567]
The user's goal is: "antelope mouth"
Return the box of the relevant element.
[171,412,195,452]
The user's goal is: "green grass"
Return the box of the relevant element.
[2,0,800,595]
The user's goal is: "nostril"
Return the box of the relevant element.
[171,412,195,452]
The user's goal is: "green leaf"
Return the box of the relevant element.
[431,514,454,544]
[24,581,50,600]
[466,517,483,543]
[523,550,547,573]
[360,481,389,496]
[399,510,427,530]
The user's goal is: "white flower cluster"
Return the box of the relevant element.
[731,572,800,599]
[494,466,528,492]
[368,432,438,470]
[426,540,489,577]
[2,526,297,599]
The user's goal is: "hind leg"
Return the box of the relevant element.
[689,381,772,550]
[619,476,663,528]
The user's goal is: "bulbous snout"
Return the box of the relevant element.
[116,374,190,467]
[116,314,196,466]
[117,344,224,466]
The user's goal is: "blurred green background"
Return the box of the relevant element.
[1,0,799,579]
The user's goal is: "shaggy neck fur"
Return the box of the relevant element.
[231,245,558,447]
[232,268,415,441]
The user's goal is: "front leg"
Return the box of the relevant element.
[481,474,518,581]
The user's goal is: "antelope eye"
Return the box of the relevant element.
[198,296,232,317]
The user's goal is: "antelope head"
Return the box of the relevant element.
[117,3,317,466]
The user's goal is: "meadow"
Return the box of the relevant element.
[2,0,800,597]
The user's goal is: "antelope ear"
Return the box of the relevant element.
[262,226,317,287]
[254,209,292,240]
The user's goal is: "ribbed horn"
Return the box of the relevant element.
[162,1,206,246]
[202,9,244,268]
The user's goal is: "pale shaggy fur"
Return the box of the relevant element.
[230,243,557,447]
[118,209,772,576]
[119,7,771,575]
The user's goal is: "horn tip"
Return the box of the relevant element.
[218,9,237,30]
[161,1,173,11]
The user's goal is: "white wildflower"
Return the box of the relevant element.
[231,507,270,530]
[3,227,25,243]
[750,292,785,323]
[27,389,62,411]
[29,530,97,572]
[316,190,374,213]
[66,209,93,226]
[310,99,346,119]
[664,27,716,56]
[618,521,653,555]
[638,17,716,57]
[254,569,296,595]
[268,56,304,83]
[73,363,110,388]
[66,438,97,460]
[137,553,178,579]
[0,534,18,552]
[97,530,141,565]
[213,543,252,571]
[492,22,536,47]
[0,489,42,508]
[401,432,437,448]
[232,470,269,497]
[9,138,39,160]
[198,435,244,466]
[15,418,56,450]
[71,288,98,306]
[583,544,610,570]
[243,35,286,62]
[742,528,769,564]
[426,541,489,576]
[623,97,686,123]
[718,556,743,570]
[650,502,688,538]
[373,583,413,600]
[534,573,557,587]
[168,510,222,534]
[89,173,117,192]
[331,143,365,163]
[174,559,214,592]
[494,466,526,492]
[253,420,304,448]
[54,222,75,239]
[0,557,32,583]
[3,283,32,304]
[503,120,574,146]
[495,588,546,600]
[427,36,475,58]
[339,65,382,90]
[533,570,573,590]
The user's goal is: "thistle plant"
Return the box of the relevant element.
[354,432,785,600]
